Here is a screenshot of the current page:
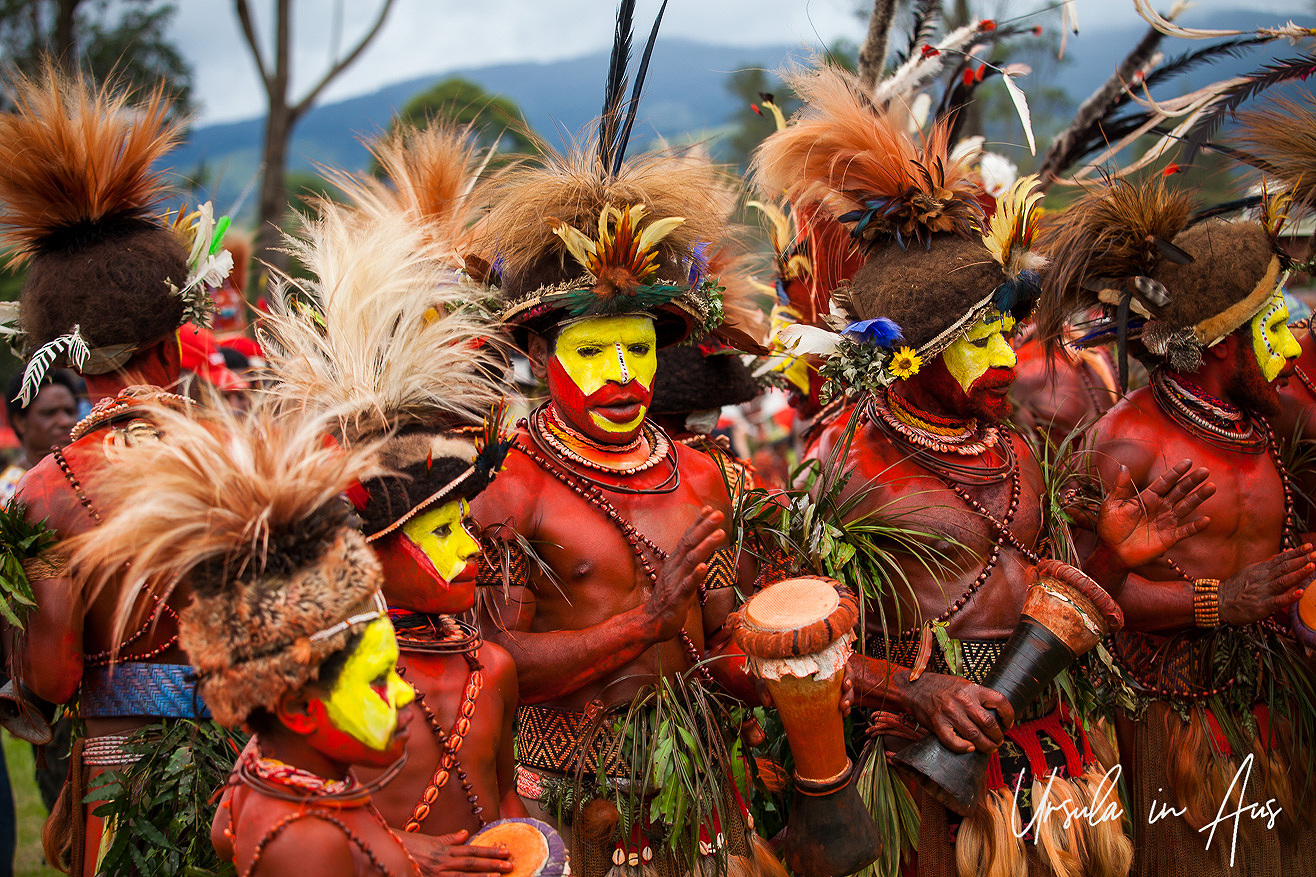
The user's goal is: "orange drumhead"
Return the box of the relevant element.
[745,577,840,632]
[732,576,859,660]
[474,821,549,877]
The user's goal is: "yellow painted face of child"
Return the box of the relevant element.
[322,618,414,751]
[1250,290,1301,383]
[941,311,1018,393]
[401,499,479,583]
[550,315,658,435]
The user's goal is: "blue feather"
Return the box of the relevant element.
[842,318,904,348]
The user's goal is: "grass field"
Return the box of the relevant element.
[3,731,61,877]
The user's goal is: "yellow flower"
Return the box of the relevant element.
[889,346,922,379]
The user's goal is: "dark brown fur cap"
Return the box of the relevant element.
[1150,220,1276,334]
[179,529,382,728]
[845,235,1007,349]
[21,223,187,353]
[652,345,760,414]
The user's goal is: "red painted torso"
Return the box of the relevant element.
[1091,386,1287,595]
[471,431,733,710]
[364,643,516,836]
[808,409,1046,640]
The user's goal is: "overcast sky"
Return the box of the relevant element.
[175,0,1311,126]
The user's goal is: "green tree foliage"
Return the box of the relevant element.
[382,75,536,164]
[0,0,194,121]
[721,66,799,171]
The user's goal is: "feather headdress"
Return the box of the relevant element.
[752,64,981,253]
[261,199,512,542]
[1039,174,1279,380]
[329,120,492,256]
[475,0,728,346]
[0,64,226,397]
[66,398,386,727]
[262,200,507,440]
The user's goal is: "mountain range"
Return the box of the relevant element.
[168,9,1314,219]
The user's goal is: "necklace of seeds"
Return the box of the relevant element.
[515,438,715,684]
[400,651,486,832]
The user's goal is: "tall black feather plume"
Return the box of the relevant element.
[612,0,669,176]
[598,0,636,176]
[1180,53,1316,166]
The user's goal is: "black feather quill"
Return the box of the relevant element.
[599,0,636,176]
[1181,53,1316,165]
[613,0,669,176]
[895,0,941,68]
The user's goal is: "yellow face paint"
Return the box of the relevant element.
[401,500,479,583]
[1250,291,1300,383]
[553,315,657,434]
[322,618,414,751]
[941,311,1017,393]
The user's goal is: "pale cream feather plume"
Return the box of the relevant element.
[260,200,510,442]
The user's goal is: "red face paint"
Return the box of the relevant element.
[917,356,1017,422]
[547,355,654,444]
[373,532,477,615]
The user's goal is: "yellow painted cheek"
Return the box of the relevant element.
[1251,305,1295,383]
[402,502,478,582]
[944,334,1013,392]
[557,349,614,397]
[323,620,402,751]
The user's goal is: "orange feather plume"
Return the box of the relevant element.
[751,63,980,248]
[0,62,183,265]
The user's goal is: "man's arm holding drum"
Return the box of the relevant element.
[477,507,726,705]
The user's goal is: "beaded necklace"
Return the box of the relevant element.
[533,405,670,475]
[400,653,485,832]
[527,413,680,495]
[50,446,182,661]
[1150,370,1265,453]
[544,404,643,453]
[242,807,420,877]
[515,436,715,685]
[872,388,1000,456]
[865,395,1015,485]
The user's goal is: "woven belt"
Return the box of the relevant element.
[516,704,625,777]
[702,546,737,592]
[868,634,1006,686]
[80,663,210,719]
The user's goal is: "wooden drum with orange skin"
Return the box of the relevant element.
[731,576,858,784]
[471,818,568,877]
[732,576,880,877]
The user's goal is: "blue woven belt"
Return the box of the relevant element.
[80,663,210,719]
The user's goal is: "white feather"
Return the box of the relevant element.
[778,324,843,358]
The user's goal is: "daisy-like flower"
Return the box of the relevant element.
[888,346,922,379]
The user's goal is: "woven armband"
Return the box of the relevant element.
[477,537,530,590]
[1193,578,1221,628]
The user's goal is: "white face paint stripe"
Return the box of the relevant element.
[614,341,630,383]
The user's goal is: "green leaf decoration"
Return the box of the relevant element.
[0,501,56,630]
[86,719,246,877]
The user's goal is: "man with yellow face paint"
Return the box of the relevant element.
[757,67,1216,877]
[466,91,800,875]
[64,399,467,877]
[1045,173,1316,877]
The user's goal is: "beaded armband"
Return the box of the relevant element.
[1193,578,1221,628]
[477,537,530,590]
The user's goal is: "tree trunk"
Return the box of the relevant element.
[255,104,292,275]
[857,0,897,93]
[52,0,81,71]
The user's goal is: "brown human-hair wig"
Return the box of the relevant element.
[65,398,386,727]
[0,64,188,355]
[475,142,731,298]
